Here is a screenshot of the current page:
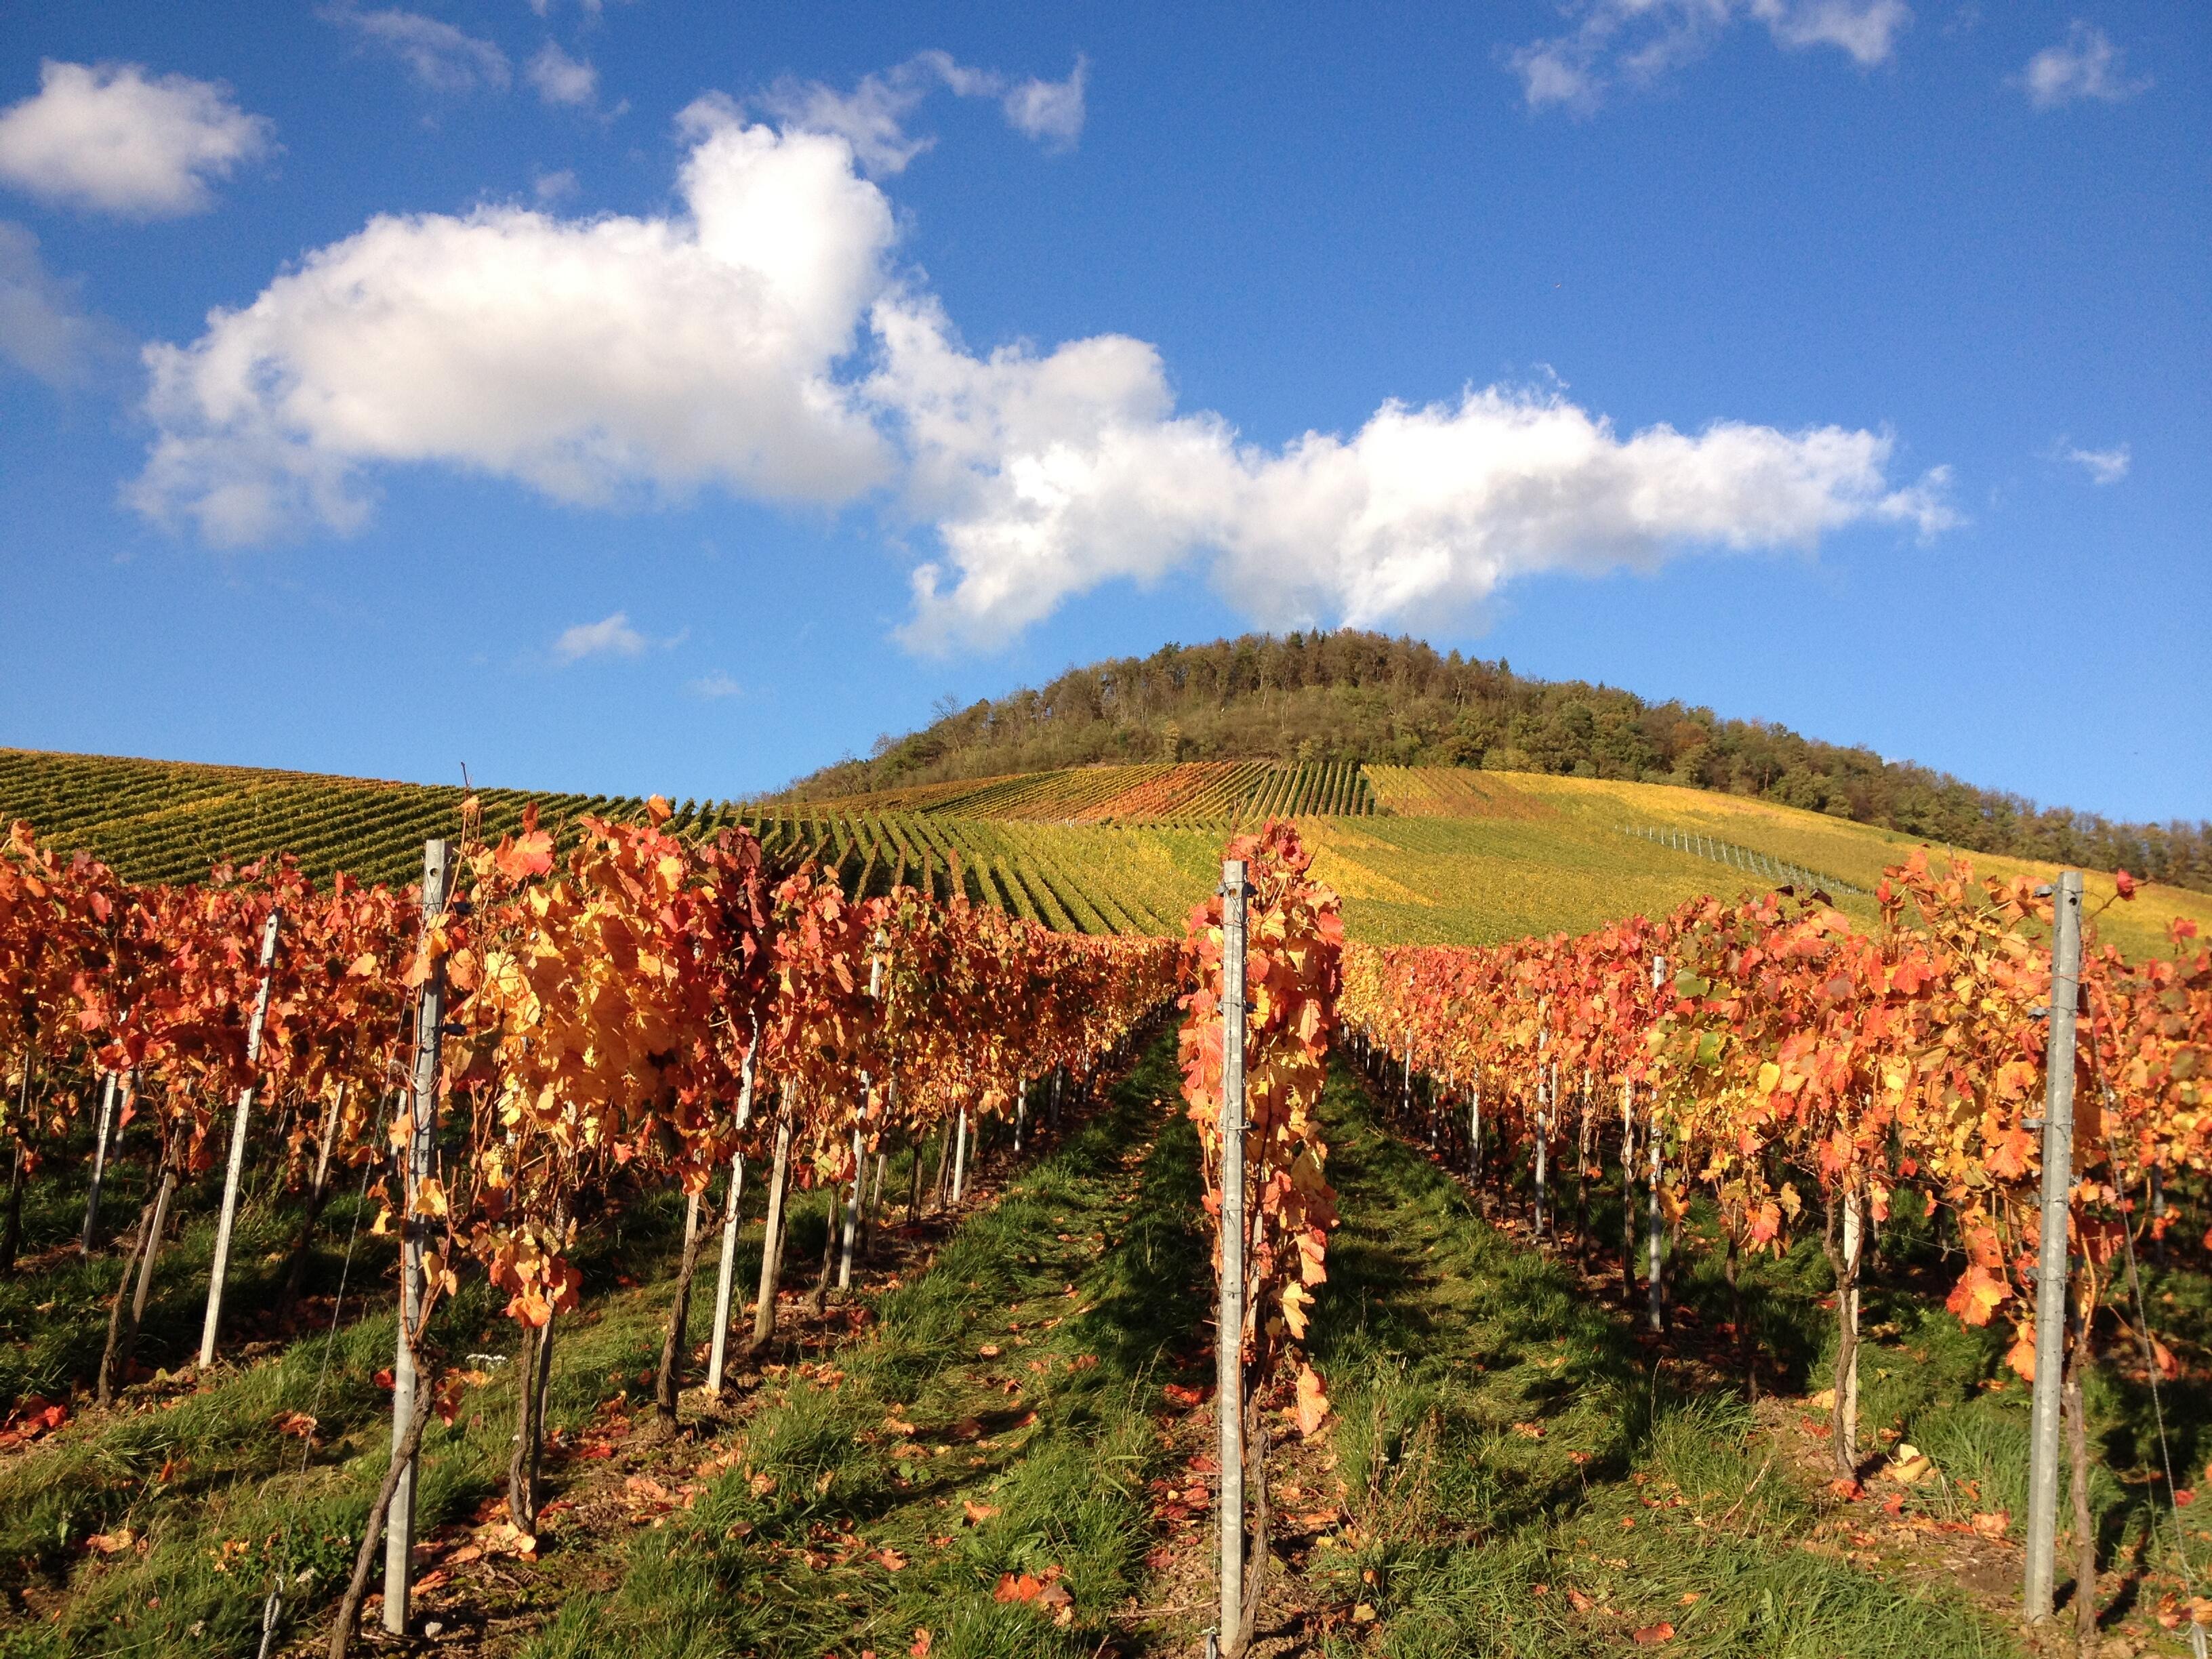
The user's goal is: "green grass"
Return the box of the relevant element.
[0,1156,742,1656]
[1298,1064,2013,1658]
[523,1029,1210,1659]
[6,1036,2207,1656]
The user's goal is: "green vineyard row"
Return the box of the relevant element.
[794,758,1376,822]
[18,748,2203,958]
[0,750,1276,935]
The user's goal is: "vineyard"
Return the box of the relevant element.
[9,749,2208,961]
[3,762,2212,1654]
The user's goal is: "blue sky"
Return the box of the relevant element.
[0,1,2203,823]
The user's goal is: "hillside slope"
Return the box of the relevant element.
[789,631,2211,894]
[5,748,2205,962]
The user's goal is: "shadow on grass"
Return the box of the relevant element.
[1300,1059,2013,1659]
[521,1031,1214,1659]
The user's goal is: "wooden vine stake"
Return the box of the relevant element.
[748,1082,796,1354]
[836,946,886,1291]
[1215,857,1250,1654]
[2023,869,2083,1624]
[1185,827,1338,1659]
[81,1069,118,1254]
[1645,954,1666,1333]
[198,906,283,1368]
[704,1037,757,1395]
[385,840,454,1635]
[952,1105,969,1204]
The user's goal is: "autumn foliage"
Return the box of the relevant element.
[1180,820,1343,1435]
[1340,848,2211,1376]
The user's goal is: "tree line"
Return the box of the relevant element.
[792,631,2210,894]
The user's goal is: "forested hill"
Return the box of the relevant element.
[790,630,2211,893]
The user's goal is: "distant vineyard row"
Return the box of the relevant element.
[0,750,1266,934]
[800,757,1377,821]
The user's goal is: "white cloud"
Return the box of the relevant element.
[1000,59,1088,148]
[688,670,743,698]
[0,221,129,388]
[134,91,1953,651]
[2019,22,2149,110]
[527,41,598,108]
[758,62,933,176]
[533,167,577,203]
[875,300,1954,652]
[2059,441,2129,485]
[758,50,1086,176]
[130,98,897,544]
[554,611,647,662]
[325,6,512,94]
[0,60,274,218]
[1507,0,1910,110]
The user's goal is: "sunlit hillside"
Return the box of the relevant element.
[5,749,2201,960]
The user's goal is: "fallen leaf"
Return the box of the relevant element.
[1295,1364,1332,1437]
[1883,1444,1933,1486]
[1631,1622,1676,1644]
[471,1520,538,1559]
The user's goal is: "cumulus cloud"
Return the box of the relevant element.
[133,90,1952,647]
[875,300,1954,651]
[0,60,274,218]
[2019,22,2149,110]
[324,6,512,94]
[527,41,598,108]
[0,221,129,388]
[2059,441,2129,485]
[129,98,897,544]
[554,611,647,662]
[758,50,1086,176]
[1507,0,1910,110]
